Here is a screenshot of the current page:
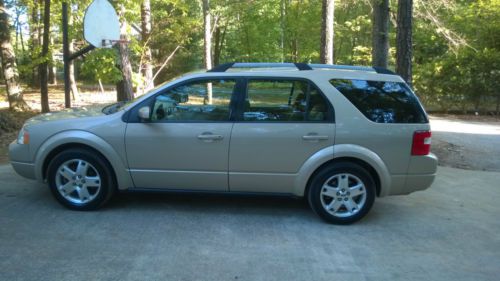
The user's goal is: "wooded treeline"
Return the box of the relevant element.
[0,0,499,114]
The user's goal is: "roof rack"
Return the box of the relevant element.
[208,62,312,72]
[207,62,395,74]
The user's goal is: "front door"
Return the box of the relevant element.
[125,78,238,191]
[229,78,336,193]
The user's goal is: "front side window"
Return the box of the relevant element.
[330,79,427,123]
[151,79,236,122]
[244,79,331,122]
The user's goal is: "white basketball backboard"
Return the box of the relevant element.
[83,0,120,48]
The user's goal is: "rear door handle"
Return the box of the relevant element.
[197,133,224,141]
[302,134,329,141]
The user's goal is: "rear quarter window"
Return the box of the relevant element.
[329,79,427,123]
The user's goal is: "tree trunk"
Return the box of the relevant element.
[39,0,50,113]
[30,0,40,88]
[213,26,221,66]
[202,0,212,104]
[320,0,334,64]
[68,12,78,99]
[141,0,154,92]
[48,34,56,85]
[116,80,128,102]
[372,0,390,68]
[18,12,25,53]
[0,0,28,110]
[214,26,221,66]
[496,93,500,116]
[68,39,78,100]
[116,4,134,102]
[280,0,285,62]
[203,0,212,70]
[396,0,413,85]
[213,25,226,67]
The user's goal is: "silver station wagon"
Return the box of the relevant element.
[9,63,437,224]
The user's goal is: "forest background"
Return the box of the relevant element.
[0,0,499,115]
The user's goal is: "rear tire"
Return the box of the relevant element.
[47,148,115,210]
[308,162,375,224]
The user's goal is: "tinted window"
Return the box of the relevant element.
[244,79,331,122]
[330,79,427,123]
[151,79,235,122]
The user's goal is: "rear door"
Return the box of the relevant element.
[125,78,240,191]
[229,78,335,193]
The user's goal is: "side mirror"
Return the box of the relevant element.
[138,106,151,121]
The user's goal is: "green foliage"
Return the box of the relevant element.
[6,0,500,113]
[80,49,122,84]
[413,0,500,112]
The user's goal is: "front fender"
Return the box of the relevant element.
[34,130,133,190]
[293,144,392,197]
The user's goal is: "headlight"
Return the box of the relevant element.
[17,127,30,145]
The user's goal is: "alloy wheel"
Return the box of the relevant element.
[319,173,367,218]
[55,159,102,204]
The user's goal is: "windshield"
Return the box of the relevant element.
[101,77,180,115]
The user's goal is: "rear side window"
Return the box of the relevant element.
[329,79,427,123]
[244,79,332,122]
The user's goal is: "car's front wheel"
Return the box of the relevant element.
[47,148,115,210]
[308,162,375,224]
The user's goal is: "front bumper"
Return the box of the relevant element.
[10,161,36,180]
[9,141,36,180]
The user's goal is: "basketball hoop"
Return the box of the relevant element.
[101,39,130,48]
[83,0,120,48]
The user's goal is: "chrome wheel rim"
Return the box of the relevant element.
[55,159,101,204]
[320,173,367,218]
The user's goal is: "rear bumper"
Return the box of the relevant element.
[388,153,438,196]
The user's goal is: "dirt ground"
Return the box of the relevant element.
[0,86,116,164]
[0,85,117,112]
[430,116,500,172]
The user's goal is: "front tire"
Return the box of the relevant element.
[308,162,375,224]
[47,148,115,210]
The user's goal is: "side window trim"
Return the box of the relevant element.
[235,77,335,123]
[126,77,244,123]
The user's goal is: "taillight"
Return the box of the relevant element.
[411,131,431,155]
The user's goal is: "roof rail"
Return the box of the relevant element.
[207,62,394,74]
[308,64,376,72]
[207,62,312,72]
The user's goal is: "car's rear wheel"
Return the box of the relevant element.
[308,162,375,224]
[47,148,115,210]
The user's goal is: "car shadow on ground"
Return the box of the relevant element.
[102,190,386,224]
[109,191,314,217]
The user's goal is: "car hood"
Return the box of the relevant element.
[25,106,106,126]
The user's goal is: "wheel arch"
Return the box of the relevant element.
[34,130,133,190]
[293,144,392,197]
[42,143,116,185]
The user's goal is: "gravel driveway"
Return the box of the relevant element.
[1,164,499,281]
[431,116,500,171]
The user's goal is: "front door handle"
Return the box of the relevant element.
[302,134,329,141]
[197,133,224,141]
